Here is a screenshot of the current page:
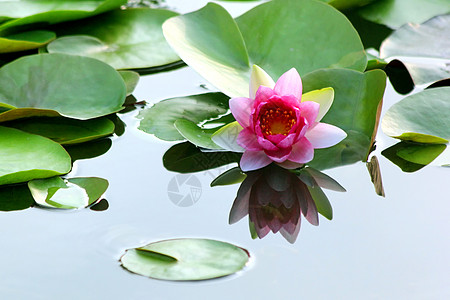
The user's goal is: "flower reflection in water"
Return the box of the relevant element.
[229,164,345,243]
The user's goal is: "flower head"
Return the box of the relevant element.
[213,65,347,171]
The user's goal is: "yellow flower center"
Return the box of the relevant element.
[259,105,296,136]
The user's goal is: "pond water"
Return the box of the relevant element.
[1,1,449,300]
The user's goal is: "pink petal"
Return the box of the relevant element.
[288,138,314,164]
[305,123,347,149]
[276,133,296,149]
[257,135,278,151]
[274,68,302,99]
[240,150,273,171]
[237,128,262,151]
[264,147,292,163]
[299,101,320,126]
[254,85,276,108]
[230,97,253,128]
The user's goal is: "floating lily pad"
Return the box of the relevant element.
[174,119,222,150]
[163,142,241,173]
[322,0,376,10]
[0,126,71,185]
[28,176,108,209]
[382,142,446,172]
[120,238,249,281]
[47,8,180,70]
[4,117,115,144]
[0,0,127,32]
[358,0,450,29]
[0,53,126,120]
[163,0,366,97]
[381,15,450,59]
[0,30,55,53]
[0,184,34,211]
[137,93,229,141]
[382,87,450,144]
[119,71,140,96]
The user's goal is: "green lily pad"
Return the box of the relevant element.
[120,239,249,281]
[47,8,180,70]
[163,142,241,173]
[302,68,386,170]
[382,142,446,172]
[0,0,127,32]
[0,184,34,211]
[137,93,229,141]
[0,30,55,53]
[381,87,450,144]
[358,0,450,29]
[0,53,126,120]
[4,117,115,144]
[28,176,108,209]
[210,167,246,187]
[322,0,376,10]
[119,71,140,96]
[163,0,366,97]
[0,126,71,185]
[174,119,222,150]
[380,15,450,59]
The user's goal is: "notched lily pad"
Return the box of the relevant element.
[120,238,249,281]
[382,87,450,144]
[28,176,109,209]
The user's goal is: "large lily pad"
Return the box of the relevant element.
[0,53,126,120]
[0,30,55,53]
[0,0,127,32]
[163,0,366,97]
[4,117,115,144]
[28,176,108,209]
[302,69,387,170]
[137,93,229,141]
[382,87,450,144]
[380,15,450,59]
[47,8,180,70]
[358,0,450,29]
[0,126,71,185]
[121,239,249,281]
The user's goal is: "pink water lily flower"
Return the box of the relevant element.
[212,65,347,172]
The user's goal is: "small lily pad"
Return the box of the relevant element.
[0,126,71,185]
[28,176,108,209]
[382,142,446,172]
[120,238,249,281]
[0,53,126,120]
[137,93,229,142]
[47,8,180,70]
[382,87,450,144]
